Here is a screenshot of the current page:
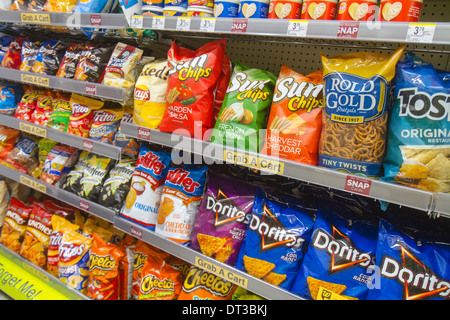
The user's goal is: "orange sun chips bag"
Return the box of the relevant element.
[87,233,125,300]
[261,65,324,165]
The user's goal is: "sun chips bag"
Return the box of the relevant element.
[262,66,324,165]
[210,60,277,153]
[319,46,404,177]
[383,53,450,193]
[291,200,379,300]
[159,38,226,140]
[235,188,316,290]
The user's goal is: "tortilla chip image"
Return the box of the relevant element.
[263,272,287,286]
[197,233,228,257]
[307,276,347,300]
[242,255,275,279]
[215,244,234,263]
[426,153,450,180]
[398,162,429,181]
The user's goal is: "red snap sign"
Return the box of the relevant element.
[344,175,372,195]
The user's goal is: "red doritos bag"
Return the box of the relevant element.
[159,38,226,140]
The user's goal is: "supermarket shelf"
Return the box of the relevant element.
[0,67,125,103]
[0,114,122,160]
[120,122,435,212]
[0,244,87,300]
[0,164,116,223]
[434,193,450,219]
[113,215,303,300]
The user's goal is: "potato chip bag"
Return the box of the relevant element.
[159,38,226,140]
[1,136,39,175]
[56,42,84,79]
[235,188,316,290]
[15,86,43,122]
[382,53,450,193]
[73,43,112,83]
[0,125,20,160]
[0,82,23,115]
[19,203,53,268]
[40,144,79,185]
[46,91,71,132]
[58,228,92,294]
[67,94,105,138]
[210,60,277,153]
[120,145,171,230]
[31,138,57,178]
[19,40,40,72]
[89,106,124,144]
[178,266,237,300]
[32,40,67,76]
[0,198,33,253]
[87,233,125,300]
[138,253,182,300]
[117,234,136,300]
[213,55,232,125]
[261,66,324,165]
[133,59,169,129]
[291,199,378,300]
[318,46,404,177]
[31,90,54,126]
[190,172,255,266]
[155,165,208,245]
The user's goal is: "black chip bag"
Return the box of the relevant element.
[89,105,124,145]
[114,109,140,159]
[73,43,112,83]
[19,40,40,72]
[32,40,67,76]
[56,42,84,79]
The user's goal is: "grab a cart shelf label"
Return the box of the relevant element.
[19,175,47,194]
[194,256,248,288]
[20,73,49,87]
[20,13,51,24]
[19,122,47,138]
[223,150,284,175]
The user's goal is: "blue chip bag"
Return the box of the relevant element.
[235,188,316,291]
[0,35,15,64]
[383,53,450,193]
[0,82,23,115]
[367,219,450,300]
[291,200,378,300]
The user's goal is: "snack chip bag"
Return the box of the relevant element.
[383,53,450,193]
[47,215,80,277]
[102,42,144,106]
[318,45,405,177]
[32,40,67,76]
[89,106,124,144]
[98,158,136,213]
[178,266,237,300]
[166,255,191,283]
[15,86,43,122]
[213,55,232,124]
[8,0,28,10]
[31,90,54,126]
[117,234,136,300]
[120,145,171,230]
[1,37,25,69]
[0,125,20,160]
[67,94,105,138]
[46,91,71,132]
[155,165,208,245]
[58,228,92,294]
[27,0,47,11]
[0,82,23,115]
[43,0,78,11]
[291,199,379,300]
[236,188,316,290]
[0,198,33,253]
[210,60,277,153]
[74,43,112,83]
[19,40,40,72]
[87,233,125,300]
[40,144,79,185]
[60,150,90,195]
[31,138,57,178]
[261,66,324,165]
[56,42,84,79]
[159,38,226,140]
[19,203,53,268]
[1,135,39,175]
[190,172,255,266]
[0,36,14,64]
[138,252,183,300]
[133,59,169,129]
[367,219,450,300]
[114,109,140,159]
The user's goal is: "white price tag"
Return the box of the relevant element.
[152,16,166,30]
[406,23,436,43]
[200,17,216,32]
[176,17,191,31]
[287,20,308,37]
[130,15,143,29]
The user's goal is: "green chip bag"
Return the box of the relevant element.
[46,92,71,132]
[210,60,276,153]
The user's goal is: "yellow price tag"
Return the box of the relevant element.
[19,175,47,193]
[195,257,248,288]
[19,122,47,138]
[20,74,49,87]
[20,13,51,24]
[223,150,284,175]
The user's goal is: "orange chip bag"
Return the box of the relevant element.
[0,198,33,253]
[117,234,137,300]
[0,125,20,161]
[178,266,237,300]
[19,203,54,268]
[67,94,104,138]
[261,65,324,165]
[87,233,125,300]
[138,253,183,300]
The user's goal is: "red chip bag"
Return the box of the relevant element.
[1,37,25,69]
[31,90,54,126]
[15,86,43,122]
[67,93,104,138]
[159,38,226,140]
[0,125,20,160]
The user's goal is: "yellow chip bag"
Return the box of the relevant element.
[133,59,170,129]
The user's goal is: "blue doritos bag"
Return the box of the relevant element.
[0,82,23,115]
[291,200,378,300]
[382,52,450,193]
[367,219,450,300]
[235,188,316,291]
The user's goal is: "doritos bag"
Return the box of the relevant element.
[87,233,125,300]
[19,40,40,72]
[178,266,237,300]
[383,53,450,193]
[0,82,23,115]
[235,188,316,290]
[114,109,140,159]
[261,66,324,165]
[291,200,379,300]
[56,42,84,79]
[133,59,169,129]
[32,40,67,76]
[120,145,171,230]
[210,60,277,153]
[0,198,33,253]
[190,172,255,266]
[89,106,124,144]
[73,43,112,83]
[155,165,208,245]
[318,46,405,177]
[159,38,226,140]
[67,94,105,138]
[367,219,450,300]
[138,253,183,300]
